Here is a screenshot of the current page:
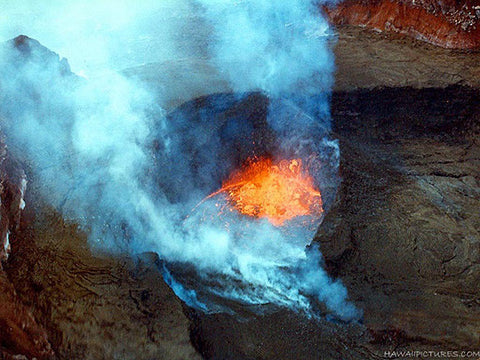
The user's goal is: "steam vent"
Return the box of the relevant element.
[0,1,479,359]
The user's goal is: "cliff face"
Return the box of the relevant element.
[0,137,53,359]
[325,0,480,49]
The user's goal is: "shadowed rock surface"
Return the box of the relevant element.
[325,85,480,349]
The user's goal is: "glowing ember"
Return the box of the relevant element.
[209,157,323,226]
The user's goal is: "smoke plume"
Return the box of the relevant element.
[0,0,359,321]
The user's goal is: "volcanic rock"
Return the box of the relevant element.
[323,85,480,349]
[325,0,480,49]
[7,35,72,76]
[0,272,53,360]
[5,203,201,359]
[0,137,53,359]
[332,26,480,91]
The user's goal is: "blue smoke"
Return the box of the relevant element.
[0,0,359,321]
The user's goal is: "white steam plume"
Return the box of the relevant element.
[0,0,359,321]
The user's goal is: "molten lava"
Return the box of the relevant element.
[209,157,323,226]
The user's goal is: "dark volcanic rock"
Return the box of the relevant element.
[8,35,71,75]
[325,0,480,49]
[189,310,369,360]
[321,85,480,349]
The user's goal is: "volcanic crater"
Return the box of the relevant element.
[0,9,479,360]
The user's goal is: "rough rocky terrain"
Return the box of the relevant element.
[0,137,53,360]
[325,0,480,49]
[1,25,479,360]
[327,85,479,349]
[5,194,200,360]
[333,26,480,91]
[0,149,200,360]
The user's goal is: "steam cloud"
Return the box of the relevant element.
[0,0,359,321]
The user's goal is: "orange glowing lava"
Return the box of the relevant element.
[209,157,323,226]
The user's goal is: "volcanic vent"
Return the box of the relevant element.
[0,0,359,331]
[153,92,356,320]
[211,157,323,227]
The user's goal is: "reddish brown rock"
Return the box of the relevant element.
[0,272,53,360]
[0,139,26,263]
[325,0,480,49]
[0,138,53,360]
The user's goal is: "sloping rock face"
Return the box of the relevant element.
[325,0,480,49]
[0,272,53,360]
[0,138,53,359]
[5,204,201,360]
[323,85,480,350]
[332,26,480,92]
